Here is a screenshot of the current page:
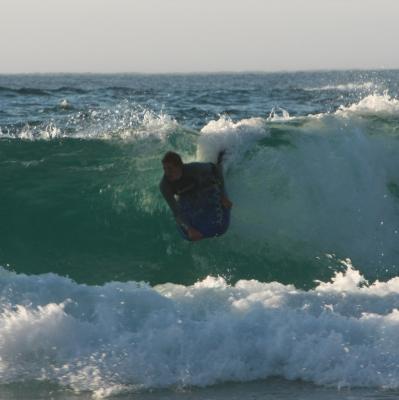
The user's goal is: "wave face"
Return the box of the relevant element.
[1,71,399,395]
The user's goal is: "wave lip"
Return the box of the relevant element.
[197,116,268,164]
[336,93,399,117]
[1,264,399,396]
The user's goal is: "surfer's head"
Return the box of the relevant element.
[162,151,183,181]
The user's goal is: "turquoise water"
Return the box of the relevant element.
[1,71,399,398]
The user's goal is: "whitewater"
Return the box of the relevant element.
[1,71,399,399]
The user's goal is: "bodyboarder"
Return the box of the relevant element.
[160,151,232,241]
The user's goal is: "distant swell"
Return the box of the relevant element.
[0,86,88,96]
[0,85,160,97]
[0,86,50,96]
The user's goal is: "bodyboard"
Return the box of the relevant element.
[177,186,230,240]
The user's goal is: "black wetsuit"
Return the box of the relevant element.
[160,162,225,229]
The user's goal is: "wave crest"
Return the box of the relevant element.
[0,105,177,141]
[336,93,399,117]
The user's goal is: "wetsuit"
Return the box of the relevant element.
[160,162,225,230]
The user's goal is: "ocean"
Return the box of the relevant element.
[1,71,399,399]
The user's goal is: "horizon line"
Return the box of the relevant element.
[0,67,398,76]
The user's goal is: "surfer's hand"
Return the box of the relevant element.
[187,227,203,241]
[221,196,233,209]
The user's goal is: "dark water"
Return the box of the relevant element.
[1,71,399,398]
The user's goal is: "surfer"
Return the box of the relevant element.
[160,151,232,241]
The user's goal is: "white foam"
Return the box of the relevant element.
[336,93,399,117]
[305,82,376,92]
[1,265,399,396]
[252,94,399,123]
[68,107,178,142]
[2,106,177,142]
[17,123,62,141]
[267,107,292,122]
[196,116,268,166]
[59,99,71,109]
[123,109,177,141]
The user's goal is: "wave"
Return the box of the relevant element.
[195,94,399,274]
[0,87,50,96]
[336,93,399,118]
[0,106,178,141]
[2,94,399,142]
[0,86,89,96]
[304,82,377,92]
[101,86,156,96]
[2,94,399,285]
[0,263,399,396]
[51,86,89,94]
[0,85,158,97]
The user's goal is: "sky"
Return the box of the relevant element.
[1,0,398,73]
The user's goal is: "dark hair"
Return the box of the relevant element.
[162,151,183,167]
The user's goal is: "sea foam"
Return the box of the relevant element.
[1,263,399,396]
[336,93,399,117]
[197,116,268,166]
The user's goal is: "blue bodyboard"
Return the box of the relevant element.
[177,186,230,241]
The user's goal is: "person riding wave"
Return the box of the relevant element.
[160,151,232,241]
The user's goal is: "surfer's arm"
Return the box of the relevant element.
[212,162,233,209]
[159,177,203,241]
[159,179,191,229]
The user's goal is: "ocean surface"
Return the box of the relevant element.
[1,71,399,399]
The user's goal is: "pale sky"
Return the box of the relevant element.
[1,0,398,73]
